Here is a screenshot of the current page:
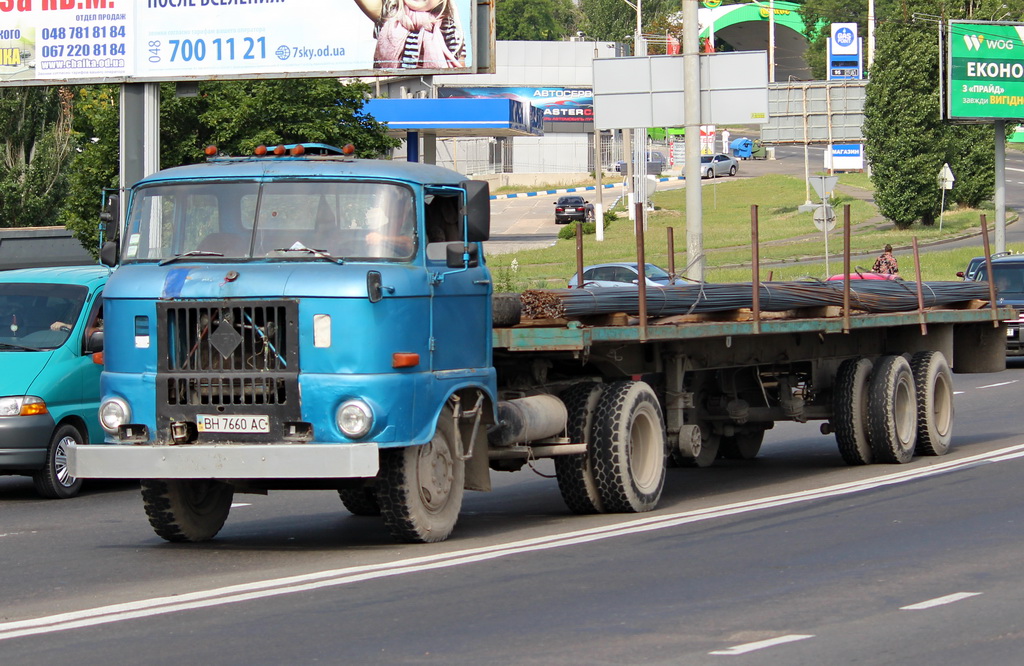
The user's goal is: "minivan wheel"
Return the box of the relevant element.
[33,424,84,499]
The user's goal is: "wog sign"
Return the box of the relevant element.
[948,21,1024,120]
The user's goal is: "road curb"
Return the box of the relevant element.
[490,176,686,200]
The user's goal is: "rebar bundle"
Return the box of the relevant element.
[520,281,992,320]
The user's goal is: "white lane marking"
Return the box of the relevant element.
[2,443,1024,642]
[710,634,814,656]
[953,391,965,395]
[230,503,251,508]
[978,380,1018,389]
[900,592,981,610]
[1006,166,1024,173]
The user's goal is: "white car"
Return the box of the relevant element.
[700,153,739,179]
[567,262,674,288]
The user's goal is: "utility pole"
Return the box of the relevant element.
[684,0,703,280]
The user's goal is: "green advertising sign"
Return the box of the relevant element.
[948,21,1024,120]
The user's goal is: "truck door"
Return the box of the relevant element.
[425,190,491,372]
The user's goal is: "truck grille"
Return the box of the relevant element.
[157,301,299,407]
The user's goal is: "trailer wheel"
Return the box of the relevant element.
[338,487,381,516]
[719,428,764,460]
[590,381,666,513]
[491,293,522,328]
[141,479,234,543]
[910,351,954,456]
[832,357,874,466]
[32,424,84,499]
[868,355,918,464]
[377,407,463,543]
[554,382,605,514]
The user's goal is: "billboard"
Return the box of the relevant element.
[438,86,592,124]
[0,0,482,86]
[948,21,1024,121]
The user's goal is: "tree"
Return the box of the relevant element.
[61,79,399,253]
[577,0,680,48]
[0,86,75,229]
[497,0,579,41]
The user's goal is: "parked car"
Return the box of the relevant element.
[957,252,1011,281]
[700,153,739,179]
[972,254,1024,357]
[568,262,674,288]
[614,151,667,176]
[0,266,108,498]
[554,195,594,224]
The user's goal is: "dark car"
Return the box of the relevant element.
[957,252,1010,280]
[554,195,594,224]
[973,255,1024,357]
[614,152,667,176]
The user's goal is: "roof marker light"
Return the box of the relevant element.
[254,145,268,156]
[204,145,218,156]
[342,143,356,155]
[290,144,306,156]
[273,144,287,155]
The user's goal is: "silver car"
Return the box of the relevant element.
[700,153,738,179]
[567,262,674,288]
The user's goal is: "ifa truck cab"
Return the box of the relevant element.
[71,144,497,543]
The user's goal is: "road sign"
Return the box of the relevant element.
[813,205,837,231]
[939,163,956,190]
[809,176,838,199]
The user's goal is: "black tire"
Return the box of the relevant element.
[729,165,737,176]
[492,293,522,328]
[32,423,83,499]
[590,381,666,513]
[910,351,954,456]
[706,169,715,179]
[867,355,918,464]
[719,429,764,460]
[338,487,381,516]
[554,383,605,514]
[377,407,464,543]
[832,357,874,466]
[141,479,234,542]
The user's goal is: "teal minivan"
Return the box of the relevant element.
[0,266,109,498]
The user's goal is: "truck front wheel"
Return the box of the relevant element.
[377,407,464,543]
[338,487,381,516]
[141,479,234,542]
[590,381,666,513]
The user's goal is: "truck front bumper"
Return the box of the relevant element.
[67,442,379,479]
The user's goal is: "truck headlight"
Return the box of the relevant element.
[336,399,373,438]
[99,398,131,434]
[0,396,47,416]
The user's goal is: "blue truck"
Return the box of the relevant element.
[70,143,1011,543]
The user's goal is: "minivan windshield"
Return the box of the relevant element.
[0,282,87,350]
[122,180,417,263]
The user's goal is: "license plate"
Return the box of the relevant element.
[565,207,578,212]
[197,414,270,434]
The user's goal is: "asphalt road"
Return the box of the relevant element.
[1,360,1022,664]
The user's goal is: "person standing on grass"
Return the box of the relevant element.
[872,243,899,275]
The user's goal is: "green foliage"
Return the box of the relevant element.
[60,80,400,253]
[496,0,579,40]
[577,0,679,46]
[556,215,611,240]
[0,87,75,229]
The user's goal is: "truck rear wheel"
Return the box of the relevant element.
[590,381,666,513]
[554,382,605,514]
[673,423,720,467]
[338,487,381,516]
[868,355,918,464]
[141,479,234,542]
[832,357,874,466]
[377,407,464,543]
[719,428,764,460]
[910,351,953,456]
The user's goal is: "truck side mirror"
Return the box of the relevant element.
[460,180,490,242]
[447,243,478,268]
[100,240,118,267]
[366,270,384,303]
[100,193,119,226]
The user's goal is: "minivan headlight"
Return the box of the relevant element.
[0,396,47,417]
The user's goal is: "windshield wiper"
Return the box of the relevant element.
[0,342,42,351]
[159,250,226,266]
[273,243,344,264]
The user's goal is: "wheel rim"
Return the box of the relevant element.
[54,436,76,487]
[933,371,953,436]
[628,405,661,493]
[894,374,916,447]
[417,437,454,514]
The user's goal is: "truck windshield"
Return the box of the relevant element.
[0,282,87,350]
[121,180,417,263]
